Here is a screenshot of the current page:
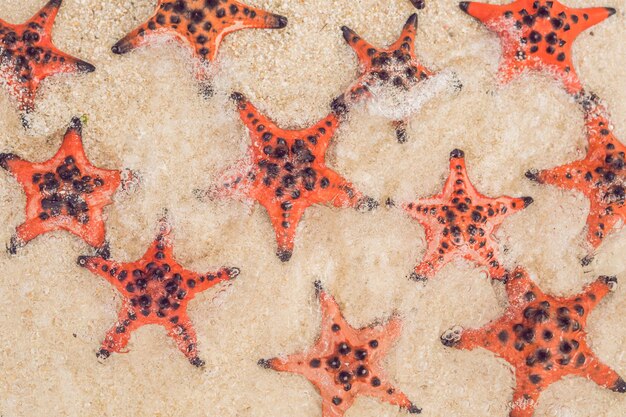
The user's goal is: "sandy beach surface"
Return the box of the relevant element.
[0,0,625,416]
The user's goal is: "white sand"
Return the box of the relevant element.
[0,0,624,416]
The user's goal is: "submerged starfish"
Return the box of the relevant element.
[0,0,95,117]
[260,282,421,416]
[441,267,625,417]
[403,149,533,280]
[77,218,240,366]
[335,14,437,143]
[526,104,625,250]
[459,0,616,94]
[209,93,377,262]
[0,118,120,253]
[111,0,287,78]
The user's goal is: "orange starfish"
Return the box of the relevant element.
[111,0,287,77]
[459,0,616,94]
[77,218,240,367]
[403,149,533,280]
[526,103,625,250]
[441,267,625,417]
[0,0,95,118]
[334,14,436,143]
[260,282,421,416]
[0,117,120,253]
[210,93,377,262]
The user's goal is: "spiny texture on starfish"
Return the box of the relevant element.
[111,0,287,75]
[210,93,377,262]
[526,104,625,249]
[0,118,120,253]
[459,0,616,94]
[441,267,625,417]
[260,282,421,416]
[403,149,533,280]
[77,218,240,367]
[0,0,95,115]
[334,14,435,117]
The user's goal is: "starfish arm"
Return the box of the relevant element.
[586,202,622,249]
[306,113,339,158]
[413,245,446,280]
[77,255,128,294]
[318,289,351,342]
[99,303,142,356]
[35,45,95,79]
[357,316,403,359]
[321,395,354,417]
[445,150,473,197]
[505,267,538,306]
[0,153,36,187]
[165,313,204,366]
[389,14,418,54]
[509,376,540,417]
[14,216,55,245]
[570,275,617,316]
[579,357,626,393]
[528,159,587,192]
[491,195,533,223]
[30,0,62,34]
[459,1,507,26]
[215,1,288,38]
[64,211,107,248]
[341,26,378,68]
[311,168,367,209]
[262,198,306,261]
[233,95,280,156]
[568,6,616,35]
[110,11,168,55]
[192,266,239,294]
[360,377,420,414]
[265,352,316,376]
[211,155,258,200]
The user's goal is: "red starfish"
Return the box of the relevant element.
[0,0,95,116]
[441,267,625,417]
[77,218,240,367]
[210,93,377,262]
[526,103,625,250]
[403,149,533,280]
[459,0,616,94]
[0,117,121,253]
[260,282,421,416]
[334,14,436,143]
[111,0,287,77]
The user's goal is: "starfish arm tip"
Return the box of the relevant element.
[0,153,18,170]
[227,267,241,279]
[68,116,83,134]
[258,358,273,369]
[189,356,206,368]
[522,196,534,208]
[341,25,356,42]
[525,169,541,183]
[96,348,110,360]
[612,377,626,393]
[450,148,465,159]
[274,15,288,29]
[606,7,617,17]
[459,2,470,13]
[409,272,428,282]
[406,13,418,29]
[356,196,379,212]
[230,91,246,103]
[314,280,324,297]
[76,60,96,73]
[409,0,425,10]
[276,249,293,262]
[330,94,349,117]
[599,275,618,292]
[406,403,422,414]
[111,39,131,55]
[440,326,464,348]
